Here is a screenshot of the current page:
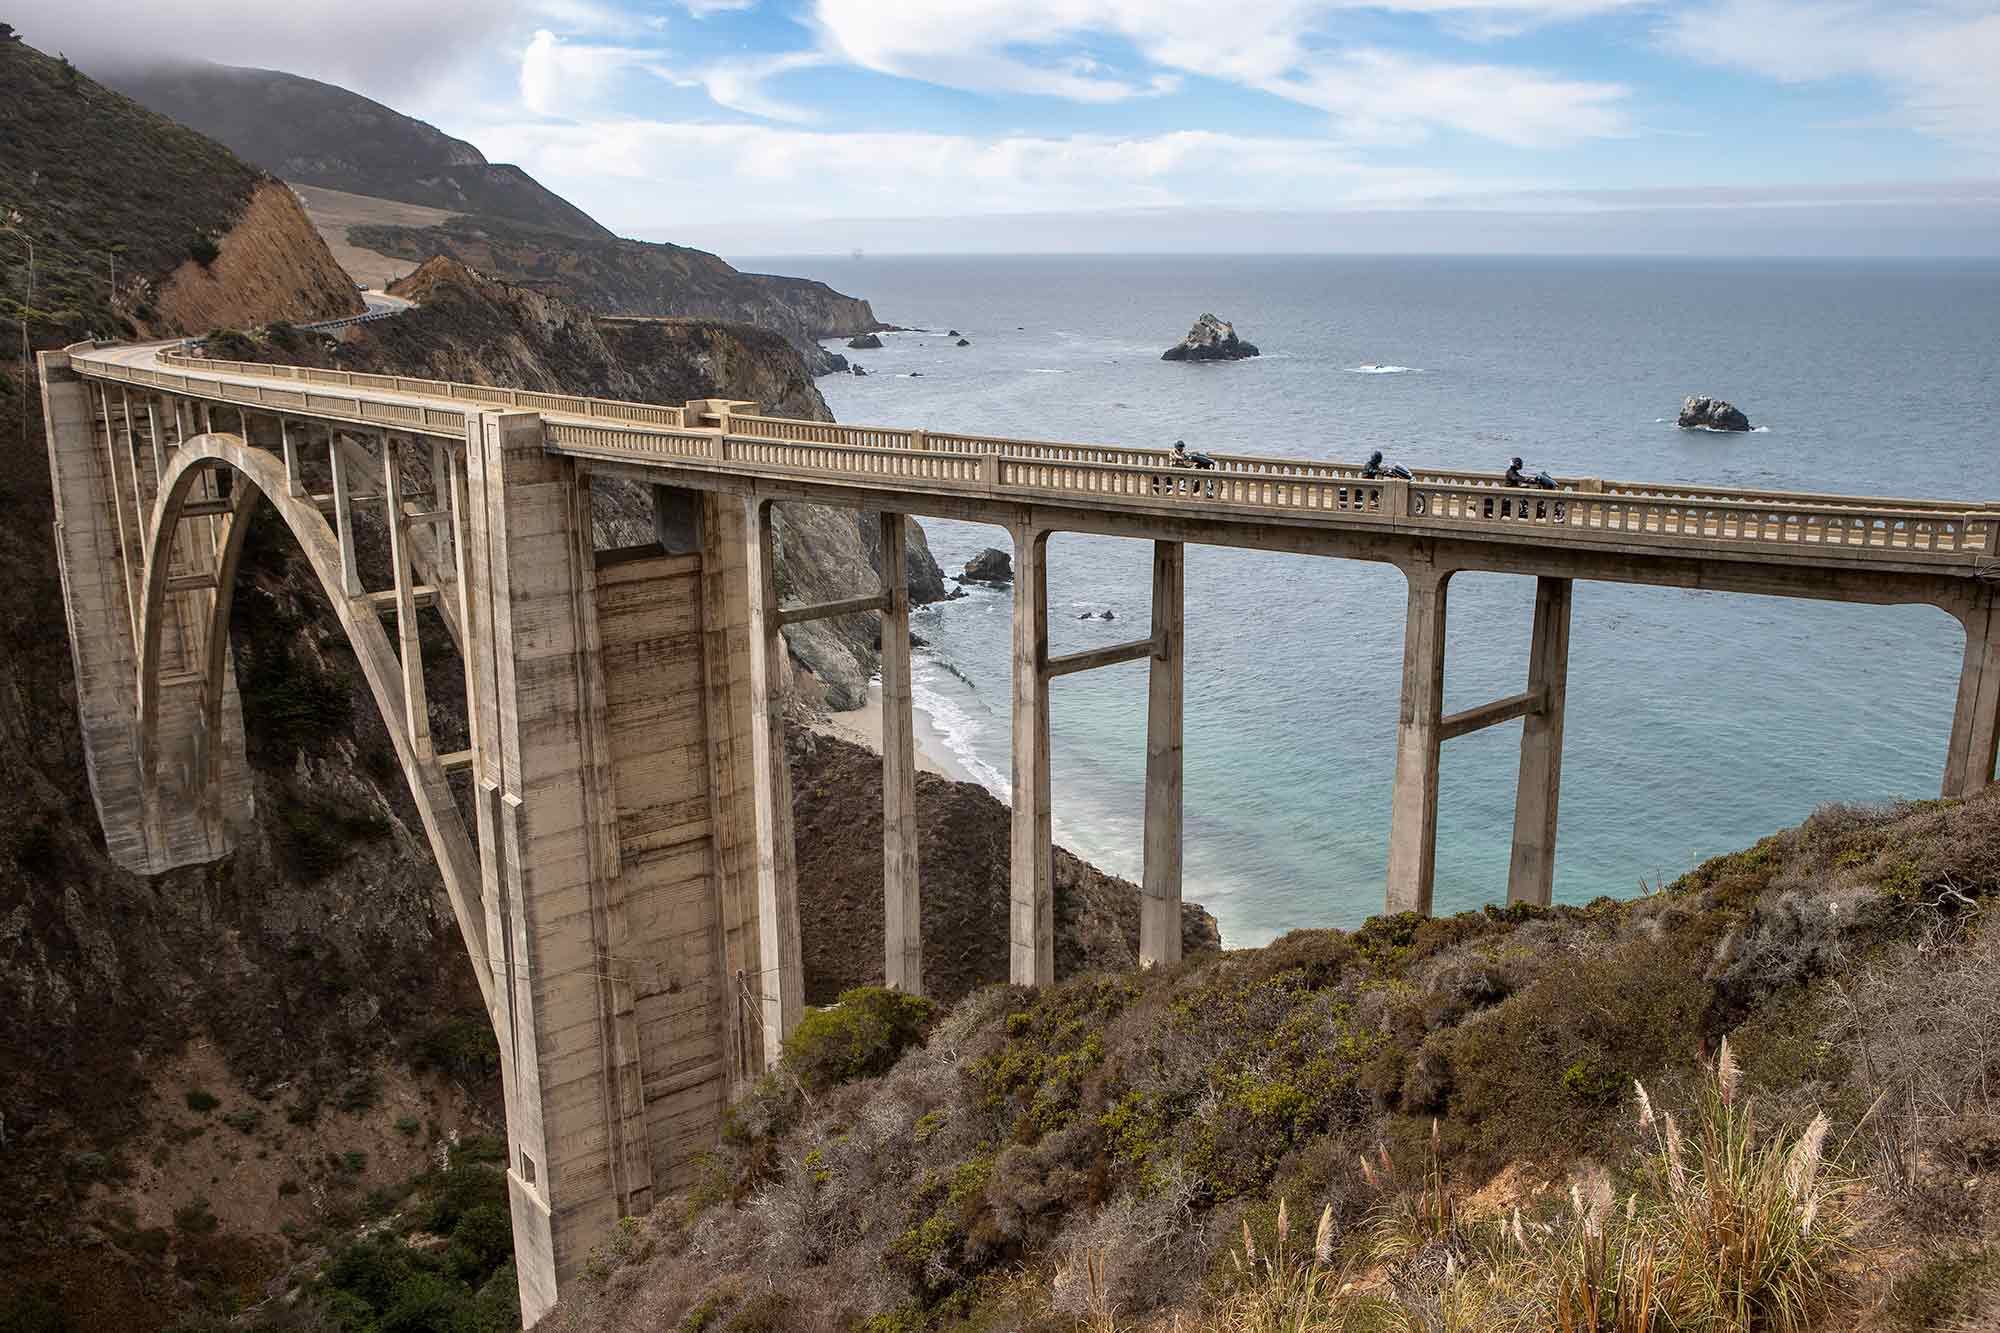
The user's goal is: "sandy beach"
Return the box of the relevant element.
[811,681,986,789]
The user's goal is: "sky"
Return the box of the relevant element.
[17,0,2000,255]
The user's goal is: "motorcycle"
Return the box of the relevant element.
[1160,450,1219,498]
[1487,469,1569,522]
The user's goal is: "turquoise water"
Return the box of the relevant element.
[742,255,2000,948]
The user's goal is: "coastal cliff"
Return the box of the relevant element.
[352,216,881,371]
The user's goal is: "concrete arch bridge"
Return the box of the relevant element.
[37,341,2000,1324]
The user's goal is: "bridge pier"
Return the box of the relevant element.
[1507,577,1573,907]
[1386,566,1575,915]
[1386,561,1451,914]
[1011,523,1055,986]
[880,512,923,992]
[462,418,766,1322]
[745,498,804,1058]
[1141,540,1185,968]
[1945,592,2000,799]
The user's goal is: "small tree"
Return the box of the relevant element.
[188,234,220,267]
[0,22,21,42]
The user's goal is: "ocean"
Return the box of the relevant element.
[740,254,2000,948]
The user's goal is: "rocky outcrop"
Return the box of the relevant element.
[153,181,366,334]
[960,548,1013,586]
[1678,395,1752,432]
[789,728,1221,1002]
[1162,312,1259,362]
[348,215,882,367]
[956,337,970,347]
[848,333,884,350]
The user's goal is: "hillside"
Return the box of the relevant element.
[93,60,610,240]
[355,214,882,369]
[544,790,2000,1331]
[96,57,884,369]
[0,36,361,347]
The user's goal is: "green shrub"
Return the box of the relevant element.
[220,1107,262,1135]
[172,1197,218,1235]
[395,1115,422,1137]
[1885,1246,2000,1330]
[782,986,939,1092]
[184,1089,219,1113]
[413,1016,501,1080]
[187,235,220,267]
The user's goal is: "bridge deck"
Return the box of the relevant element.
[74,342,2000,589]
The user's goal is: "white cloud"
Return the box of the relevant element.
[471,118,1481,234]
[650,51,832,122]
[519,28,666,115]
[802,0,1635,144]
[680,0,758,14]
[1660,0,2000,143]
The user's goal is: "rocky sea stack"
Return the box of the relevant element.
[960,547,1013,586]
[847,332,883,350]
[1162,312,1259,362]
[1679,394,1752,432]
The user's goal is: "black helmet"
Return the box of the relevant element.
[1367,449,1383,467]
[1173,439,1187,449]
[1510,456,1524,468]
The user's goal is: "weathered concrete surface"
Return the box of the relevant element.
[1141,540,1184,968]
[1385,560,1450,915]
[1009,523,1054,986]
[40,353,251,875]
[1507,577,1573,908]
[879,512,922,993]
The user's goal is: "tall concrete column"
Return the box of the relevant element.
[1385,560,1451,915]
[744,497,803,1059]
[1945,593,2000,799]
[879,511,922,993]
[1010,523,1054,986]
[1507,576,1573,907]
[460,410,649,1325]
[1141,540,1184,968]
[694,494,766,1088]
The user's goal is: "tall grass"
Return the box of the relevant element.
[1192,1041,1855,1332]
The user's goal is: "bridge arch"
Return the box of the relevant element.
[133,430,496,1018]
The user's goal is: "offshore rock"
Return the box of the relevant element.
[956,338,970,347]
[960,548,1013,586]
[1679,394,1752,432]
[1162,312,1259,362]
[847,332,884,350]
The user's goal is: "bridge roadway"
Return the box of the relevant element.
[44,339,2000,1325]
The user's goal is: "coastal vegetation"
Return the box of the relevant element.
[543,789,2000,1331]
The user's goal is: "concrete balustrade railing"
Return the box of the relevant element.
[157,347,686,428]
[84,347,2000,570]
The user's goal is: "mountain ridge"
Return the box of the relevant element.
[93,59,611,240]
